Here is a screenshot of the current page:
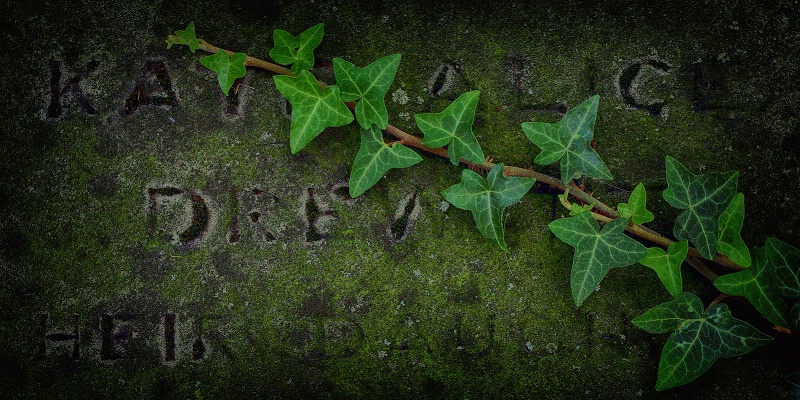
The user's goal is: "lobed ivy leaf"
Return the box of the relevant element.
[273,70,354,153]
[442,164,535,252]
[639,240,688,298]
[549,213,647,306]
[557,192,595,216]
[717,192,751,267]
[333,54,401,130]
[632,292,773,391]
[764,237,800,298]
[349,126,422,197]
[632,291,703,334]
[714,246,789,326]
[415,90,485,166]
[617,182,654,224]
[269,23,324,75]
[521,95,612,182]
[166,21,200,53]
[662,156,738,260]
[199,51,247,96]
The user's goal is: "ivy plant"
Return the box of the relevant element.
[167,22,800,392]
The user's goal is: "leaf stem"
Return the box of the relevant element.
[193,40,746,274]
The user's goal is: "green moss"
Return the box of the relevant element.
[1,1,798,399]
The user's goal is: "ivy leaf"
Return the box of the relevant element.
[442,164,535,252]
[764,237,800,298]
[273,70,354,153]
[639,240,688,298]
[349,126,422,197]
[521,95,612,182]
[632,291,703,334]
[199,51,247,96]
[166,21,200,53]
[557,192,596,216]
[617,182,654,224]
[415,91,485,166]
[549,213,648,306]
[632,292,773,391]
[333,54,401,130]
[662,156,738,259]
[717,193,751,267]
[714,246,789,326]
[791,301,799,331]
[269,23,324,75]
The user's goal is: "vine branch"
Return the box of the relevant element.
[193,40,746,275]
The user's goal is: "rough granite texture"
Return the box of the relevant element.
[0,0,798,399]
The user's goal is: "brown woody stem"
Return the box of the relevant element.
[193,39,747,276]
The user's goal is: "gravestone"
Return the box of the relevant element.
[1,1,798,399]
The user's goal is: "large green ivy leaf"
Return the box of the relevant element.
[442,164,535,252]
[273,70,354,154]
[662,156,738,260]
[199,51,247,96]
[764,237,800,298]
[521,95,612,182]
[166,21,200,53]
[632,292,772,391]
[333,54,401,130]
[269,23,324,75]
[617,182,654,224]
[714,246,789,326]
[549,213,648,306]
[639,240,688,298]
[349,126,422,197]
[717,192,751,267]
[415,90,485,166]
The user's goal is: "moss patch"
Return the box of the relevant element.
[0,1,797,399]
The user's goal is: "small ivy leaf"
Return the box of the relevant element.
[764,237,800,298]
[442,164,535,252]
[714,246,789,326]
[269,23,324,75]
[166,21,200,53]
[199,51,247,96]
[635,293,772,391]
[349,126,423,197]
[569,202,594,216]
[521,95,612,183]
[632,292,704,334]
[415,90,485,166]
[273,70,354,153]
[333,54,401,130]
[662,156,738,260]
[717,192,751,267]
[617,182,654,224]
[549,213,648,306]
[639,240,688,298]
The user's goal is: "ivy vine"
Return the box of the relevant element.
[167,22,800,391]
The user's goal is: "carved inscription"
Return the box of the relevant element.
[425,61,472,112]
[36,313,80,360]
[389,191,421,243]
[46,59,99,120]
[163,313,176,362]
[123,60,179,115]
[506,56,567,115]
[147,187,210,248]
[616,57,672,117]
[302,187,335,243]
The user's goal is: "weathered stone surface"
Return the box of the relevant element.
[1,1,798,398]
